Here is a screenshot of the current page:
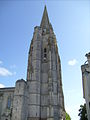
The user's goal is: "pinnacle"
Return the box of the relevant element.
[40,5,50,29]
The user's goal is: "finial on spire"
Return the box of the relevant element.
[40,5,50,29]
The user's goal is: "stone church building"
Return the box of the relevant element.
[0,6,65,120]
[81,52,90,120]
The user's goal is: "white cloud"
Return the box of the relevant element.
[68,59,77,66]
[0,61,3,64]
[0,67,13,76]
[0,83,5,88]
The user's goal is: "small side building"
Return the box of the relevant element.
[81,52,90,120]
[0,79,28,120]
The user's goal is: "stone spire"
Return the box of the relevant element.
[40,5,50,29]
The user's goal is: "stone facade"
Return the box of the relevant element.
[0,6,65,120]
[81,52,90,120]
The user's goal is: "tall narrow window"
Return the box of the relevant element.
[7,97,11,109]
[44,48,47,60]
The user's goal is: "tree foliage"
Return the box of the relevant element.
[66,112,71,120]
[78,103,88,120]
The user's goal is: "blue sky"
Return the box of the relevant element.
[0,1,90,120]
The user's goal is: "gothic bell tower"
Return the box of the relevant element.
[27,6,65,120]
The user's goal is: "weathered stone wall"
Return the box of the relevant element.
[0,87,15,120]
[27,26,42,119]
[27,22,65,120]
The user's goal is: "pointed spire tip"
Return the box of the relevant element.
[44,5,47,9]
[40,5,50,29]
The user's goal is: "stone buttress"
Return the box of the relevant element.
[12,79,28,120]
[27,26,42,120]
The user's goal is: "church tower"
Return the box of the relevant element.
[27,6,65,120]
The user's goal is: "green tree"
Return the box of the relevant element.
[78,103,88,120]
[66,112,71,120]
